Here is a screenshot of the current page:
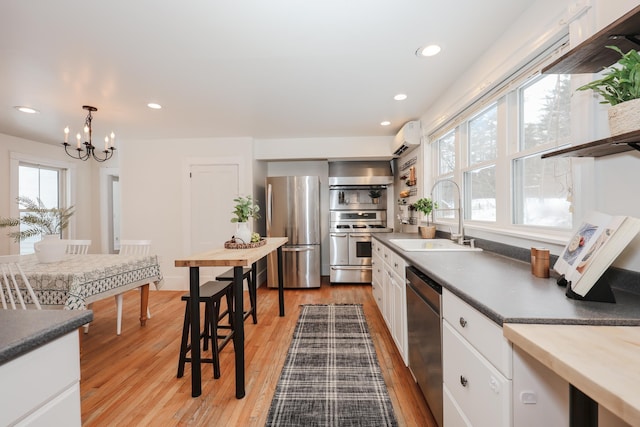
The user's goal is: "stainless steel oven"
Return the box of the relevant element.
[329,209,392,283]
[349,233,371,266]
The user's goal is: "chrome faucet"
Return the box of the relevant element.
[430,179,469,246]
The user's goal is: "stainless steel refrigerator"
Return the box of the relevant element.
[266,176,321,288]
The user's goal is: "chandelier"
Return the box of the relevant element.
[62,105,115,162]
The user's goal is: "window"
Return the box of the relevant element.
[429,49,573,236]
[513,73,572,228]
[513,155,572,227]
[466,104,498,221]
[18,163,67,254]
[437,130,456,175]
[520,74,571,150]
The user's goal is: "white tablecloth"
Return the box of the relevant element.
[16,254,163,310]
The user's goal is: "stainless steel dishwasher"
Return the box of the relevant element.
[406,265,443,427]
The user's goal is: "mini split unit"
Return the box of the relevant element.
[391,121,421,157]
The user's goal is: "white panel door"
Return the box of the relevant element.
[190,164,239,255]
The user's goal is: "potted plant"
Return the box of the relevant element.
[576,45,640,136]
[368,189,381,204]
[0,196,75,262]
[411,197,437,238]
[231,195,260,243]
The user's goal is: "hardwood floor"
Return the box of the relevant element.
[80,280,436,426]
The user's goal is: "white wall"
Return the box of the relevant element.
[255,136,393,160]
[0,133,99,255]
[119,137,254,290]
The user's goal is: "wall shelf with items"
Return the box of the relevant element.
[542,5,640,74]
[541,130,640,158]
[540,5,640,159]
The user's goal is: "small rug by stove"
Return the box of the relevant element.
[265,304,398,427]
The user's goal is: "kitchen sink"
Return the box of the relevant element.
[389,238,482,252]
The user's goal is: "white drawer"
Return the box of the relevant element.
[388,250,406,278]
[443,322,512,427]
[443,289,512,378]
[444,385,472,427]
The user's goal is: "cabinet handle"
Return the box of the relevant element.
[459,317,467,327]
[460,375,468,387]
[394,262,398,268]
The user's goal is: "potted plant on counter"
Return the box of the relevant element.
[577,45,640,136]
[412,197,437,238]
[0,196,75,262]
[231,195,260,244]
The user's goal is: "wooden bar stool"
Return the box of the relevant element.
[177,280,234,379]
[215,263,257,324]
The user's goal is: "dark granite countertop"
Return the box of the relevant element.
[0,309,93,365]
[374,233,640,326]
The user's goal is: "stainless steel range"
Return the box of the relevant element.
[328,161,394,284]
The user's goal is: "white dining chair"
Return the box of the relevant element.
[0,255,42,310]
[65,239,92,255]
[115,240,152,335]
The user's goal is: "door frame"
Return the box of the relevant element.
[181,156,247,255]
[99,166,119,253]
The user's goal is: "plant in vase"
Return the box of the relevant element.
[231,195,261,243]
[576,46,640,135]
[411,197,438,238]
[0,196,75,262]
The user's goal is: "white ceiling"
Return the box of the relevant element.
[0,0,536,146]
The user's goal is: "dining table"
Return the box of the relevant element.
[14,253,163,327]
[174,237,288,398]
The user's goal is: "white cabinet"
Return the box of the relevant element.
[371,240,384,315]
[371,238,408,365]
[0,331,81,426]
[512,346,569,427]
[442,289,512,426]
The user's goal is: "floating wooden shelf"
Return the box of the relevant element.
[543,5,640,74]
[541,130,640,158]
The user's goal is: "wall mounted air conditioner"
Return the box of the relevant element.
[391,120,421,157]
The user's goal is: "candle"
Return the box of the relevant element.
[110,132,115,147]
[84,125,89,141]
[105,136,109,151]
[64,126,69,143]
[76,133,81,149]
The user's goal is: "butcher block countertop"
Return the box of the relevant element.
[504,323,640,426]
[174,237,288,267]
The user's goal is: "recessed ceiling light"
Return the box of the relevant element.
[394,94,407,101]
[147,103,162,110]
[416,44,442,57]
[380,121,391,126]
[14,106,39,114]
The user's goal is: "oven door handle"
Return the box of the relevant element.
[330,233,348,238]
[349,234,371,240]
[330,266,372,271]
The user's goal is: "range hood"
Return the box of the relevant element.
[328,161,394,186]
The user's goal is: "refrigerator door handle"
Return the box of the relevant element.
[267,183,272,235]
[283,246,315,252]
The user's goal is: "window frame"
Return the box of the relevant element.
[9,152,77,254]
[427,36,583,245]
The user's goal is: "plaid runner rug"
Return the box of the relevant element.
[265,304,398,426]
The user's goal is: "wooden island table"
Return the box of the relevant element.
[175,237,287,398]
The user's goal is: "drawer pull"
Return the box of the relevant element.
[459,317,467,328]
[460,375,468,387]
